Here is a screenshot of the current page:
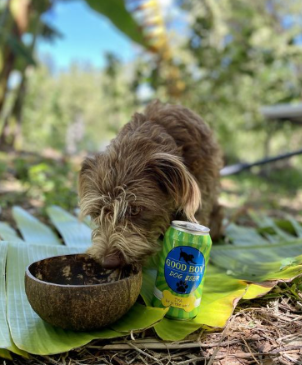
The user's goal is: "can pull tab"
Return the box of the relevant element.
[171,221,210,234]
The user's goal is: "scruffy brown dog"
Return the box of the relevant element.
[79,101,222,268]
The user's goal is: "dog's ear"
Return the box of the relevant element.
[78,155,97,193]
[78,155,99,218]
[147,153,201,222]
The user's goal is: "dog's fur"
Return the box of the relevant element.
[78,101,223,267]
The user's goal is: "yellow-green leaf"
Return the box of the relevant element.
[0,349,12,360]
[111,303,168,333]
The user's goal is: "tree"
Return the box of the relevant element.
[0,0,153,150]
[176,0,302,162]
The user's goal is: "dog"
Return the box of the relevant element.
[179,248,197,265]
[78,101,223,268]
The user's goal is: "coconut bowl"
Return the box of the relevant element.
[25,254,142,331]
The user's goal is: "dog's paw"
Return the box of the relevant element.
[176,280,188,293]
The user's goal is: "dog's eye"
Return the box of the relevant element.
[130,206,142,216]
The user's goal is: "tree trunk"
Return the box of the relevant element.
[0,0,31,144]
[0,73,26,149]
[0,5,16,115]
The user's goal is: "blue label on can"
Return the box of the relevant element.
[164,246,205,295]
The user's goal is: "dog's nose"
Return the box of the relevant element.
[102,253,124,269]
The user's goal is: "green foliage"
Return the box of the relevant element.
[0,154,78,212]
[0,159,6,179]
[14,157,30,181]
[5,0,300,165]
[176,0,302,162]
[84,0,148,48]
[21,61,136,153]
[4,33,36,66]
[26,161,77,209]
[1,1,301,220]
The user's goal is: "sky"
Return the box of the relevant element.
[37,0,186,72]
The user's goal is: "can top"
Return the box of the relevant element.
[171,220,210,235]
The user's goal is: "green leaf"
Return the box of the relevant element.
[225,223,267,246]
[0,243,12,350]
[276,216,302,238]
[39,20,63,42]
[249,211,294,242]
[243,281,277,300]
[193,270,247,328]
[154,317,203,341]
[212,239,302,264]
[141,269,157,306]
[0,349,12,360]
[111,303,168,333]
[6,242,123,355]
[84,0,147,48]
[5,33,36,66]
[257,259,302,282]
[46,206,91,247]
[0,222,24,243]
[0,242,28,357]
[211,241,302,281]
[12,206,61,245]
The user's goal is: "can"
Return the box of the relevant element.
[152,220,212,320]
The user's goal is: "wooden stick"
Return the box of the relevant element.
[87,339,239,350]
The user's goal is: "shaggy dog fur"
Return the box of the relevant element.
[78,101,223,268]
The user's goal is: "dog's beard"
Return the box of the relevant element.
[81,187,171,266]
[87,220,164,267]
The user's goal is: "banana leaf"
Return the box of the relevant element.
[225,223,267,246]
[12,206,61,245]
[84,0,148,48]
[211,241,302,280]
[0,243,12,351]
[0,349,12,360]
[46,206,91,247]
[0,208,302,353]
[249,211,295,243]
[275,216,302,237]
[0,222,24,243]
[0,242,29,358]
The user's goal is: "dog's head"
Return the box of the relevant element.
[78,148,200,267]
